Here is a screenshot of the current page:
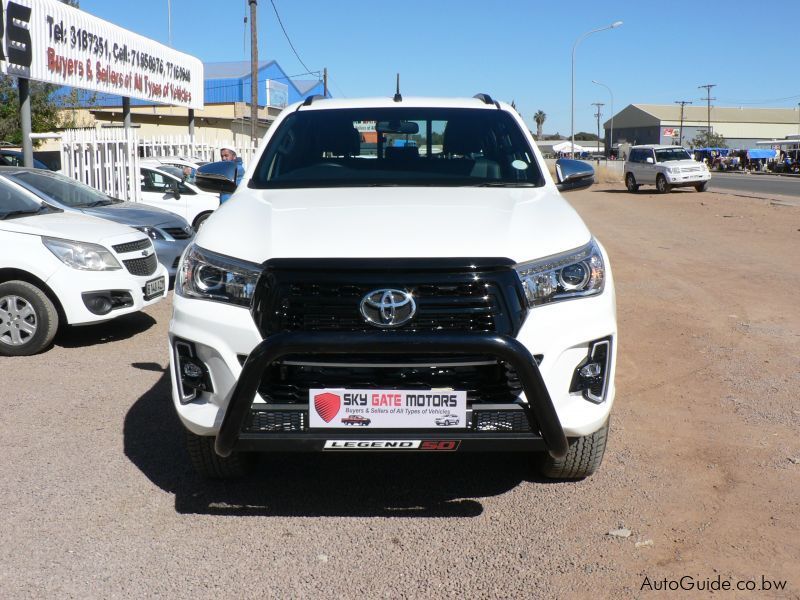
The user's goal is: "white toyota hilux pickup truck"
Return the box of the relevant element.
[170,95,617,480]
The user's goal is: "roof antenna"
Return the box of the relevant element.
[393,73,402,102]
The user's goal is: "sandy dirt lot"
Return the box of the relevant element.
[1,183,798,598]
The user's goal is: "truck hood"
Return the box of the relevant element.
[195,186,592,263]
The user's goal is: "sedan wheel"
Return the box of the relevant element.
[0,281,58,356]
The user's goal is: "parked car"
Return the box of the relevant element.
[341,415,371,426]
[171,95,615,482]
[0,178,167,356]
[624,145,711,193]
[0,149,50,170]
[434,414,460,426]
[139,166,220,229]
[0,167,194,278]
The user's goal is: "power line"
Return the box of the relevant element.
[269,0,311,74]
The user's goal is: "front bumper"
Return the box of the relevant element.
[665,170,711,186]
[212,331,569,459]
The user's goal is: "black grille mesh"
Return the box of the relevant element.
[244,410,306,433]
[113,238,151,253]
[122,253,158,276]
[163,227,193,240]
[474,410,532,432]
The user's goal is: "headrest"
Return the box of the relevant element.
[385,145,419,161]
[318,122,360,156]
[443,120,484,156]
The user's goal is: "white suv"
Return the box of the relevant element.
[170,95,617,481]
[625,145,710,193]
[0,178,167,355]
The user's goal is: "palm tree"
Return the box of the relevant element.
[534,110,547,140]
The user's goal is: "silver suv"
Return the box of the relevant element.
[624,145,710,193]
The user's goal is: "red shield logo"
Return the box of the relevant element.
[314,392,341,423]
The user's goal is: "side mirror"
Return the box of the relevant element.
[195,161,239,194]
[170,182,181,200]
[555,158,594,192]
[645,157,654,164]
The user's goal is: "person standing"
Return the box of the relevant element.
[219,147,244,203]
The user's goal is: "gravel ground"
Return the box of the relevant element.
[1,183,798,599]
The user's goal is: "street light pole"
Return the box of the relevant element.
[571,21,622,155]
[592,80,614,157]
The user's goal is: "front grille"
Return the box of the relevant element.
[474,410,532,432]
[113,238,151,253]
[252,259,527,337]
[244,409,306,433]
[122,253,158,276]
[256,361,523,405]
[163,226,193,240]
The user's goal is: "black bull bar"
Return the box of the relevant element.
[215,331,569,460]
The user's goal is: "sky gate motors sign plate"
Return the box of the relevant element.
[0,0,203,109]
[309,389,467,429]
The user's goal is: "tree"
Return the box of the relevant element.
[690,130,727,148]
[533,110,546,140]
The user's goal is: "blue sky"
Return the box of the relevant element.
[79,0,800,135]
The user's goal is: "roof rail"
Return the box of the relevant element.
[473,93,495,105]
[302,94,325,106]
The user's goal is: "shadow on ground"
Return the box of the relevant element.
[124,373,532,518]
[55,312,157,348]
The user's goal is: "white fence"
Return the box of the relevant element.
[59,130,256,202]
[60,128,142,202]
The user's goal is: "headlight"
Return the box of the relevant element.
[515,240,605,307]
[135,226,166,240]
[667,167,679,174]
[177,244,260,307]
[42,237,121,271]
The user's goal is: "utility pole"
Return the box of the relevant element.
[592,102,604,156]
[249,0,259,147]
[323,67,328,97]
[674,100,692,146]
[698,84,716,143]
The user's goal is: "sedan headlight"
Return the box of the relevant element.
[515,240,605,307]
[135,226,166,241]
[177,244,260,307]
[42,237,121,271]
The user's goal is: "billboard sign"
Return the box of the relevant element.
[265,79,288,108]
[0,0,204,108]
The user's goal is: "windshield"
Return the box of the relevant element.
[9,170,118,208]
[0,177,60,219]
[251,107,544,188]
[655,148,692,163]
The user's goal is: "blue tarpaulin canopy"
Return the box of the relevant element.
[746,149,777,159]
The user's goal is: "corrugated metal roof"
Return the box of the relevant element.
[203,60,277,79]
[632,104,800,124]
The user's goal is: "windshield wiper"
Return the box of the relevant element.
[86,200,113,207]
[473,181,537,187]
[0,205,56,220]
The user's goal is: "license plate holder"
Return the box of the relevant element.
[309,388,467,429]
[144,276,165,300]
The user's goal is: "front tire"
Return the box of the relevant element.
[625,173,639,192]
[656,174,670,194]
[538,419,610,479]
[0,280,58,356]
[695,181,708,192]
[185,429,254,479]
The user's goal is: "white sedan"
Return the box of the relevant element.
[139,166,219,229]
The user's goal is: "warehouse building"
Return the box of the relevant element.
[604,104,800,151]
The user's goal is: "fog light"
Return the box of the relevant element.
[570,338,611,403]
[173,340,213,403]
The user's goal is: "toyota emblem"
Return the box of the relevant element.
[360,289,416,328]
